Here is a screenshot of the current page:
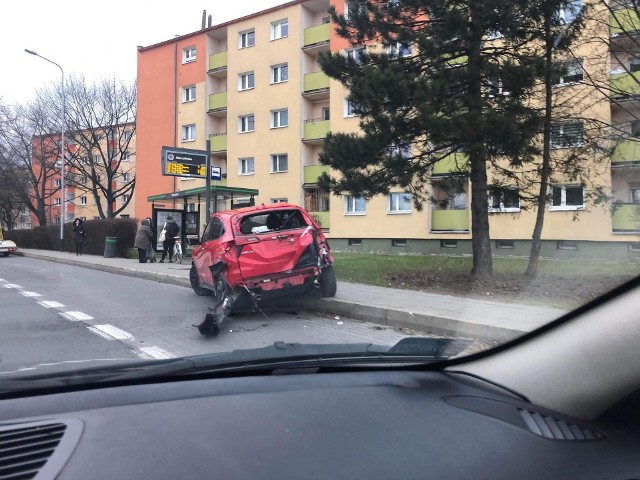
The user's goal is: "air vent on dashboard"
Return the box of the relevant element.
[518,408,604,441]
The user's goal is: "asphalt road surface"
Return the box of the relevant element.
[0,256,416,370]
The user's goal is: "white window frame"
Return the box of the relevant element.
[346,46,366,64]
[122,194,130,204]
[271,63,289,84]
[271,198,288,203]
[549,184,585,211]
[388,193,412,214]
[388,143,412,160]
[182,85,196,102]
[488,187,521,212]
[238,115,255,133]
[344,98,357,117]
[79,175,88,185]
[238,157,255,175]
[54,178,61,187]
[344,195,367,215]
[182,124,196,142]
[122,173,131,182]
[487,78,510,97]
[239,29,256,49]
[122,151,132,162]
[54,198,61,206]
[559,0,582,24]
[550,122,584,149]
[238,71,255,91]
[389,42,411,58]
[92,154,101,164]
[182,46,196,64]
[271,19,289,40]
[270,109,289,129]
[270,153,288,173]
[80,196,87,206]
[344,0,366,19]
[553,59,584,86]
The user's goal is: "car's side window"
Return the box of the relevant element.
[201,218,215,244]
[210,219,225,240]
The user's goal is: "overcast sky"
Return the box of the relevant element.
[1,0,289,105]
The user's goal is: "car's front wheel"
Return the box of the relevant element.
[190,265,213,296]
[320,265,337,298]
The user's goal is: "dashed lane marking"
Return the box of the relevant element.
[88,324,134,341]
[19,291,42,297]
[59,311,94,322]
[38,301,66,309]
[138,346,175,360]
[5,284,23,289]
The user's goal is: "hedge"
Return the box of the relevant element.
[5,218,138,258]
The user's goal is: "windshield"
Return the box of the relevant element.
[0,0,638,386]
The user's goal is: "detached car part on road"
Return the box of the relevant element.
[190,203,335,335]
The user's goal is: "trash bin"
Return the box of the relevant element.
[104,236,117,258]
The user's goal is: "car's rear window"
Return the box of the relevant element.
[238,209,309,235]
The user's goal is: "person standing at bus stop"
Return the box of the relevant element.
[160,216,180,263]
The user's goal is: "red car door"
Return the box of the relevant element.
[193,216,226,288]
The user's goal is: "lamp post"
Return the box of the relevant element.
[25,49,66,250]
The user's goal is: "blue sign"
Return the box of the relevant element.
[210,166,222,181]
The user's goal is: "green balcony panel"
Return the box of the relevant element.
[431,209,470,231]
[208,92,227,111]
[304,72,330,92]
[432,153,469,175]
[612,203,640,232]
[304,23,330,47]
[610,8,640,36]
[304,165,330,184]
[208,51,228,71]
[612,138,640,163]
[309,211,330,229]
[304,120,330,140]
[209,134,227,152]
[610,71,640,97]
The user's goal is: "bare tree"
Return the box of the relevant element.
[0,155,27,230]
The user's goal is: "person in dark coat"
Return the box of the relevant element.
[160,216,180,263]
[72,218,86,255]
[145,217,156,263]
[134,218,154,263]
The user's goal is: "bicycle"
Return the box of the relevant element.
[173,239,183,264]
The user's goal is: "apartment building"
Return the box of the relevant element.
[135,0,640,258]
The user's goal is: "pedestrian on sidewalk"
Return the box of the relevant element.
[134,218,154,264]
[72,219,86,256]
[145,217,156,263]
[160,216,180,263]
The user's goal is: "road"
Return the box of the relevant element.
[0,256,416,370]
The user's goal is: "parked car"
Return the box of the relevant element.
[0,228,17,257]
[190,203,335,335]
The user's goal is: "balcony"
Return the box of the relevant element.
[613,203,640,232]
[304,165,330,184]
[432,153,469,176]
[610,8,640,37]
[208,51,228,75]
[431,208,470,232]
[208,92,227,116]
[610,71,640,97]
[308,211,330,230]
[303,72,330,100]
[209,133,227,154]
[303,24,330,51]
[612,138,640,164]
[303,119,330,143]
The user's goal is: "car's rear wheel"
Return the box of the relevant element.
[190,265,213,296]
[320,265,337,298]
[2,252,9,257]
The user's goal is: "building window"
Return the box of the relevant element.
[270,109,289,128]
[344,98,357,117]
[630,188,640,204]
[54,179,61,187]
[322,107,330,120]
[121,215,130,219]
[557,240,578,250]
[390,42,411,58]
[559,0,582,23]
[271,198,288,203]
[123,194,130,203]
[239,29,256,49]
[552,59,584,86]
[392,239,407,247]
[79,175,87,185]
[345,0,366,19]
[487,77,510,97]
[182,124,196,142]
[388,193,412,213]
[270,154,288,173]
[346,46,366,64]
[489,187,520,212]
[550,122,583,149]
[238,157,255,175]
[271,19,288,40]
[93,154,101,164]
[182,85,196,102]
[348,238,362,246]
[388,143,412,160]
[122,151,132,162]
[54,198,61,205]
[304,188,330,212]
[123,173,131,182]
[182,46,196,63]
[629,242,640,252]
[271,63,288,84]
[93,216,100,220]
[238,115,255,133]
[80,156,89,165]
[440,240,458,248]
[345,195,366,214]
[123,130,132,141]
[238,71,255,91]
[550,184,584,210]
[496,240,515,249]
[80,196,87,205]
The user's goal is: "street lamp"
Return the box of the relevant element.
[25,49,66,250]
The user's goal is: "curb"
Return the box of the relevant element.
[15,251,524,342]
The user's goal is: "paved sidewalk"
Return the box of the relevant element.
[10,249,567,341]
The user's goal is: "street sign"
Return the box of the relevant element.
[161,146,207,178]
[211,166,222,181]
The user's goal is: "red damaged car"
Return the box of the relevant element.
[190,203,336,335]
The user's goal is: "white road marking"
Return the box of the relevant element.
[38,300,66,309]
[5,284,23,289]
[19,291,42,297]
[88,324,134,341]
[59,311,94,322]
[138,346,175,360]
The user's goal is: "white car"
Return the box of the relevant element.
[0,238,17,257]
